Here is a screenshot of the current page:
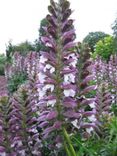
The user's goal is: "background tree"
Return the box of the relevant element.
[112,17,117,52]
[83,31,109,52]
[112,18,117,38]
[39,18,49,36]
[6,40,35,60]
[0,54,6,75]
[93,36,115,60]
[6,41,14,63]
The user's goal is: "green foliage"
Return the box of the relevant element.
[71,133,98,156]
[83,31,109,52]
[71,116,117,156]
[101,116,117,156]
[13,41,35,55]
[34,38,48,52]
[6,40,35,60]
[8,72,27,93]
[111,104,117,116]
[93,36,114,60]
[0,54,6,75]
[6,41,14,63]
[39,18,49,36]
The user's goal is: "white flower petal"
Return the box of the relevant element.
[44,64,55,73]
[64,89,75,97]
[38,89,46,99]
[47,99,56,107]
[40,55,48,63]
[88,115,96,122]
[89,102,96,108]
[0,153,6,156]
[64,73,75,83]
[86,127,94,134]
[71,119,79,129]
[38,72,46,83]
[43,84,54,92]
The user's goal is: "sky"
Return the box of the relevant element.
[0,0,117,53]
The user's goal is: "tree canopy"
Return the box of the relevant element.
[0,54,6,75]
[83,31,109,52]
[6,40,35,62]
[112,17,117,52]
[93,36,115,60]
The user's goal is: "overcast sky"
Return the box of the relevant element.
[0,0,117,53]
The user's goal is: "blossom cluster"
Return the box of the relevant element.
[0,0,116,155]
[37,0,99,142]
[0,84,41,156]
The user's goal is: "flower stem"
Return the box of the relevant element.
[62,127,77,156]
[63,140,71,156]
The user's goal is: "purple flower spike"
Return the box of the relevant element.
[75,44,99,134]
[38,0,78,144]
[8,84,41,155]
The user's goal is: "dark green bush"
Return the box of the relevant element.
[0,54,6,75]
[8,72,27,93]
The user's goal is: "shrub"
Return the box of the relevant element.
[0,54,6,75]
[93,36,115,60]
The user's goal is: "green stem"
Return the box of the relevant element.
[62,127,77,156]
[63,140,71,156]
